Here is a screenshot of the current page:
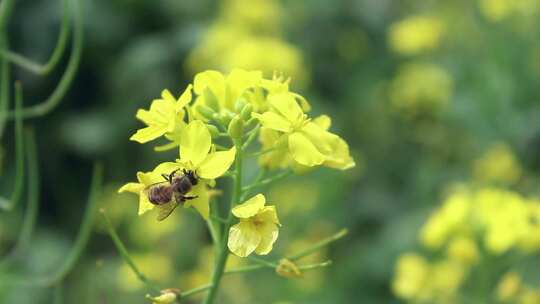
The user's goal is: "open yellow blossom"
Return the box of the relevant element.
[130,86,192,144]
[118,162,210,219]
[253,94,354,169]
[388,16,444,55]
[228,194,280,257]
[447,237,479,265]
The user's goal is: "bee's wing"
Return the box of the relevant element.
[156,201,179,221]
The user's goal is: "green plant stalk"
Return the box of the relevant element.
[204,139,243,304]
[287,228,348,261]
[0,0,14,138]
[181,283,213,298]
[0,82,25,211]
[0,163,103,286]
[100,209,160,293]
[0,0,70,76]
[5,0,83,120]
[0,128,38,267]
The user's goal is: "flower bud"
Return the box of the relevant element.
[276,258,302,278]
[220,109,235,126]
[240,103,253,121]
[203,88,220,112]
[234,99,248,113]
[196,105,216,120]
[145,289,180,304]
[206,124,220,138]
[228,116,244,141]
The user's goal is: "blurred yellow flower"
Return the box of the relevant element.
[392,253,429,300]
[473,142,522,185]
[117,253,172,291]
[187,0,308,85]
[420,188,469,249]
[497,272,522,301]
[130,86,192,144]
[390,62,453,116]
[447,237,479,265]
[388,16,444,55]
[228,194,281,257]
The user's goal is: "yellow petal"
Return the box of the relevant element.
[226,69,262,109]
[252,112,292,133]
[197,146,237,179]
[161,89,176,104]
[130,126,167,143]
[269,93,304,123]
[176,84,193,111]
[232,194,266,218]
[258,206,281,225]
[180,120,211,167]
[118,182,144,194]
[323,136,356,170]
[193,70,226,102]
[288,132,326,167]
[184,183,209,220]
[313,115,332,131]
[138,194,155,215]
[228,221,261,257]
[254,222,279,255]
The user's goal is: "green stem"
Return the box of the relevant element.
[204,139,243,304]
[0,128,38,267]
[0,82,25,211]
[100,209,161,293]
[0,162,103,286]
[181,283,213,297]
[54,281,63,304]
[241,124,260,150]
[0,0,70,75]
[287,229,348,261]
[5,0,83,120]
[241,170,292,200]
[0,0,15,133]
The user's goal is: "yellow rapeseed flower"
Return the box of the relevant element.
[253,94,355,169]
[228,194,281,257]
[130,86,192,144]
[388,16,444,55]
[392,253,429,300]
[447,237,479,265]
[497,271,522,301]
[473,142,522,185]
[390,62,453,116]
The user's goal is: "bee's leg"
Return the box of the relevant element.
[182,195,198,200]
[161,174,169,181]
[168,168,181,182]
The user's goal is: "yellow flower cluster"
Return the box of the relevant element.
[187,0,307,85]
[479,0,540,22]
[497,272,540,304]
[119,69,354,258]
[473,142,522,185]
[389,62,453,116]
[387,15,445,56]
[393,186,540,302]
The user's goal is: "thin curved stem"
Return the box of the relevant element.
[0,82,25,211]
[0,0,70,76]
[0,128,38,267]
[0,162,103,286]
[287,229,348,261]
[100,209,160,293]
[181,283,213,297]
[5,0,83,120]
[0,0,15,137]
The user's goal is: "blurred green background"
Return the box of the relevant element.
[2,0,540,303]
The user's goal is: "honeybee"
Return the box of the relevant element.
[145,169,199,221]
